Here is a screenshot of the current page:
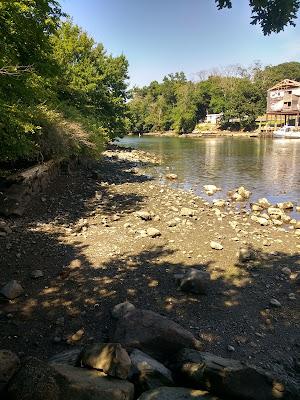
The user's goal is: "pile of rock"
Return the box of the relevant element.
[1,303,299,400]
[249,198,300,231]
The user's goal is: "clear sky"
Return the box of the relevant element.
[60,0,300,87]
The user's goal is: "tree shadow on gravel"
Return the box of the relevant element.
[0,154,155,356]
[19,154,155,227]
[1,235,299,377]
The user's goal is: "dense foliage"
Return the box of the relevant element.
[216,0,300,35]
[128,62,300,134]
[0,0,128,163]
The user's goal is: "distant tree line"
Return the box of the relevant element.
[128,62,300,134]
[0,0,129,163]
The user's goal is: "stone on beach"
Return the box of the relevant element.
[210,241,223,250]
[146,227,161,237]
[277,201,294,210]
[213,199,226,207]
[165,173,178,180]
[258,198,271,208]
[176,269,210,294]
[135,211,152,220]
[180,207,197,217]
[0,280,24,299]
[203,185,220,195]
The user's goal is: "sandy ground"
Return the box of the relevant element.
[0,144,299,385]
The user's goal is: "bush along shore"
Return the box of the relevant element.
[0,145,299,399]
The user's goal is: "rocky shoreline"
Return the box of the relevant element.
[0,144,299,399]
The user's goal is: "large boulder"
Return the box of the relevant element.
[76,343,131,379]
[173,349,298,400]
[0,350,20,392]
[6,357,62,400]
[53,364,134,400]
[138,387,220,400]
[129,349,173,393]
[112,308,201,361]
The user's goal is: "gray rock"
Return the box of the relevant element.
[146,228,161,238]
[210,241,223,250]
[7,357,61,400]
[269,298,282,308]
[30,270,44,279]
[0,350,20,391]
[177,269,210,295]
[277,201,294,210]
[258,198,271,209]
[135,211,152,221]
[112,301,136,319]
[0,221,12,234]
[237,247,255,263]
[53,364,134,400]
[237,186,251,199]
[129,349,173,392]
[138,387,217,400]
[112,308,201,361]
[0,280,24,299]
[174,349,298,400]
[165,174,178,180]
[76,343,131,380]
[203,185,220,196]
[167,219,180,227]
[180,207,196,217]
[213,199,226,207]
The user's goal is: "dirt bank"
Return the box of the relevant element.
[0,144,299,385]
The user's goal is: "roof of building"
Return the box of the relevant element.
[268,79,300,91]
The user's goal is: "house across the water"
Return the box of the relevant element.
[204,113,223,124]
[267,79,300,126]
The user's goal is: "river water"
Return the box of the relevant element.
[118,135,300,209]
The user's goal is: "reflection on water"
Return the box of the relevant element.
[118,136,300,206]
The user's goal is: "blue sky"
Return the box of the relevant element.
[60,0,300,87]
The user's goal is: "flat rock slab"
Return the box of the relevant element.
[53,364,134,400]
[138,387,220,400]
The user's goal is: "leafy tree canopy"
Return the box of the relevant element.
[216,0,300,35]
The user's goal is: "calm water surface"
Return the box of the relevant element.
[118,135,300,208]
